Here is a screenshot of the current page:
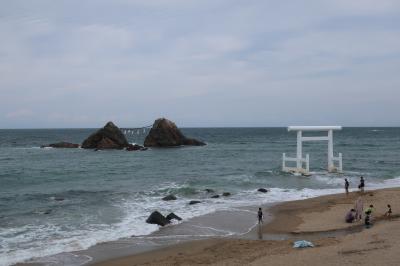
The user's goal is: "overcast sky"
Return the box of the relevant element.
[1,0,400,128]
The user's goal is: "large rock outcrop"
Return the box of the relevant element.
[81,122,129,149]
[144,118,205,147]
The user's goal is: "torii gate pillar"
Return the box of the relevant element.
[283,126,343,174]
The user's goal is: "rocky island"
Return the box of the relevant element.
[144,118,206,147]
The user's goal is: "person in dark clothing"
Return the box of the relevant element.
[358,176,365,193]
[258,208,263,224]
[345,178,350,195]
[385,204,392,218]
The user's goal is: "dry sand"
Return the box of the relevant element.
[93,188,400,266]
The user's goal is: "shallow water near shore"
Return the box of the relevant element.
[1,127,400,266]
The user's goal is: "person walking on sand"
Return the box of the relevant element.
[355,197,364,221]
[345,178,350,195]
[258,207,263,224]
[358,176,365,193]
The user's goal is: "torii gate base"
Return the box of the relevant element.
[282,126,343,175]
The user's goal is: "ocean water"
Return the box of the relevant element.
[1,127,400,265]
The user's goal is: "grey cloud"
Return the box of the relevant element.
[0,0,399,128]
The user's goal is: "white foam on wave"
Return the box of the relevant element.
[3,177,400,266]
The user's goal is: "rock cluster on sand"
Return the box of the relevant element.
[146,211,182,226]
[146,211,170,226]
[144,118,205,147]
[81,122,129,149]
[41,142,79,148]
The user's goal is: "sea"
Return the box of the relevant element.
[1,127,400,266]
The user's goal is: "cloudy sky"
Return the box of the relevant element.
[1,0,400,128]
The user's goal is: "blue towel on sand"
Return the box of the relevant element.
[293,240,314,248]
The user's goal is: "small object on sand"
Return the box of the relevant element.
[293,240,314,248]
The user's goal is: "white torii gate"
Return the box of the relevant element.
[282,126,343,174]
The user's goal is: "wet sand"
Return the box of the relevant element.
[93,188,400,266]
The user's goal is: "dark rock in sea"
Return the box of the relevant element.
[189,200,202,205]
[211,195,220,198]
[162,194,177,201]
[257,188,268,193]
[50,196,65,201]
[81,122,129,149]
[166,212,182,221]
[204,189,214,193]
[146,211,170,226]
[144,118,206,147]
[222,192,231,197]
[41,142,79,148]
[126,144,147,151]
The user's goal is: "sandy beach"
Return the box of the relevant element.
[93,188,400,266]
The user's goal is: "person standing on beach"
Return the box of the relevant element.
[345,178,350,195]
[385,204,392,218]
[258,208,263,224]
[355,197,364,221]
[358,176,365,193]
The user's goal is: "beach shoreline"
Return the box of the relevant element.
[90,187,400,266]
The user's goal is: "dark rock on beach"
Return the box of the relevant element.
[41,142,79,148]
[162,194,177,201]
[189,200,202,205]
[211,195,220,198]
[144,118,206,147]
[146,211,170,226]
[222,192,231,197]
[166,212,182,221]
[257,188,269,193]
[82,122,129,149]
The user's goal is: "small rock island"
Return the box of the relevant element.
[144,118,206,147]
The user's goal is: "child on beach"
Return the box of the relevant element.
[258,208,263,224]
[365,210,371,228]
[385,204,392,217]
[364,205,374,228]
[345,178,349,195]
[345,209,356,223]
[366,204,374,214]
